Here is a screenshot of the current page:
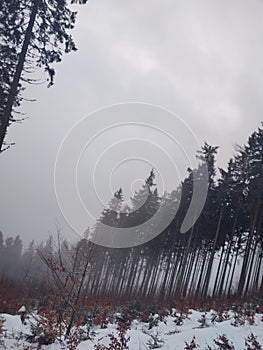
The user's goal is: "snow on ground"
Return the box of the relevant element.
[0,309,262,349]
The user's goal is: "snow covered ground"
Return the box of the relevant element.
[0,309,262,349]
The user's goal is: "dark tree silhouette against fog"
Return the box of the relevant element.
[0,126,262,311]
[0,0,88,152]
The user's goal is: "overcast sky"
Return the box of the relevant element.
[1,0,263,246]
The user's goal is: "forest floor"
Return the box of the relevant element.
[0,308,263,349]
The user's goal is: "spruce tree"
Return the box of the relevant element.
[0,0,88,152]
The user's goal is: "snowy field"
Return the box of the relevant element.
[0,309,262,349]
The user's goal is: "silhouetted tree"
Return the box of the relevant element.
[0,0,88,152]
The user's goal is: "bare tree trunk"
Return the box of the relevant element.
[217,211,238,297]
[202,207,224,297]
[227,241,240,296]
[238,199,260,296]
[182,249,196,296]
[188,247,201,299]
[212,244,225,297]
[159,250,173,299]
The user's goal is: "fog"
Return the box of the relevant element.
[1,0,263,244]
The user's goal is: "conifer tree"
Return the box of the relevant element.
[0,0,88,152]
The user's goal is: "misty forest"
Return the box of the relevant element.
[0,126,263,348]
[1,127,263,303]
[0,0,263,349]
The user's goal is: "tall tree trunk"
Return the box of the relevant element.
[159,249,173,299]
[251,248,262,292]
[212,244,225,297]
[227,240,240,296]
[177,223,195,296]
[188,247,201,299]
[0,0,39,151]
[238,199,260,296]
[202,207,224,298]
[217,211,238,297]
[182,249,195,296]
[167,248,182,297]
[244,237,258,295]
[195,248,208,298]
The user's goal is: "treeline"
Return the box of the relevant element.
[82,125,263,301]
[0,126,263,308]
[0,233,55,302]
